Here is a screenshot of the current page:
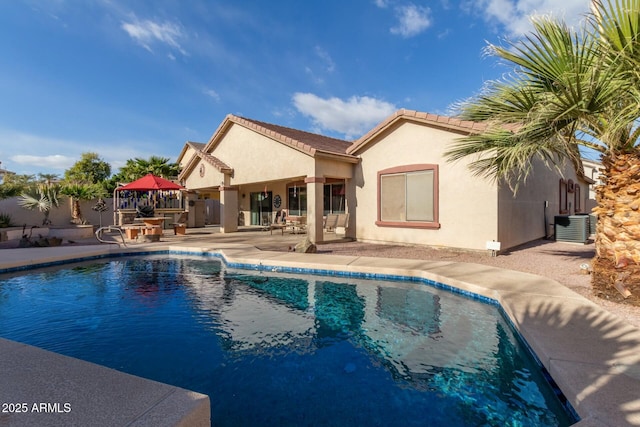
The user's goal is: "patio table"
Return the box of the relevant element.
[134,217,167,235]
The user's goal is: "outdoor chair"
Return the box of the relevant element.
[269,210,288,235]
[289,216,307,234]
[172,212,188,235]
[335,213,349,234]
[324,214,339,232]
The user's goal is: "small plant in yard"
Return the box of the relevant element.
[18,184,61,225]
[0,212,12,228]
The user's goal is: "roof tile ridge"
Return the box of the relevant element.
[178,151,201,181]
[198,150,231,171]
[235,115,318,155]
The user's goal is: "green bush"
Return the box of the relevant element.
[0,212,12,228]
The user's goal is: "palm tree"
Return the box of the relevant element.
[61,183,106,225]
[38,173,60,186]
[111,156,181,188]
[445,0,640,298]
[18,183,61,225]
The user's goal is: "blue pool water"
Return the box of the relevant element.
[0,255,575,426]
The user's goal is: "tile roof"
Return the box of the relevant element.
[177,142,232,181]
[186,141,206,150]
[230,115,354,157]
[348,109,491,155]
[197,150,232,173]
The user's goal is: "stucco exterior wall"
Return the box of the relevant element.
[497,157,587,249]
[582,158,601,212]
[354,121,499,251]
[314,157,353,180]
[180,145,226,191]
[214,125,315,184]
[185,165,225,191]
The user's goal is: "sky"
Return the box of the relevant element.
[0,0,594,177]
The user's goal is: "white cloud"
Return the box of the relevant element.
[292,93,396,139]
[374,0,390,8]
[0,129,158,176]
[390,4,432,38]
[470,0,591,36]
[11,154,75,171]
[203,88,220,101]
[121,16,188,56]
[315,46,336,73]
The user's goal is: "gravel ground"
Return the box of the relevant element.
[316,238,640,329]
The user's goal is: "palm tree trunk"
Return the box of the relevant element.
[592,152,640,297]
[71,199,83,224]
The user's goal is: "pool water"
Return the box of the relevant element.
[0,255,575,426]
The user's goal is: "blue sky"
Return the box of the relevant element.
[0,0,592,177]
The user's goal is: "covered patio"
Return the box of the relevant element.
[177,115,357,243]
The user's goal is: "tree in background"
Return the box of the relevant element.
[62,153,111,224]
[64,152,111,185]
[60,183,106,224]
[108,156,180,191]
[37,173,60,185]
[0,174,36,199]
[445,0,640,300]
[117,156,180,181]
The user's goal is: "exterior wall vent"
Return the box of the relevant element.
[554,215,589,244]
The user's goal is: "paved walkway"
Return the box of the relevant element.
[1,227,639,426]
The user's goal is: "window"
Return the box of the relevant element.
[574,184,581,213]
[377,165,439,229]
[323,182,345,214]
[287,184,306,216]
[559,179,568,214]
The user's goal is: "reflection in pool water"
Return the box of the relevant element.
[0,255,575,426]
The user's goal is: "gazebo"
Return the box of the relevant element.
[114,174,186,226]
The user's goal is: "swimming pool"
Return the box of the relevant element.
[0,254,576,426]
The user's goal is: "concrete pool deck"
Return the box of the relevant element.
[0,231,639,426]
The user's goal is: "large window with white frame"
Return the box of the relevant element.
[377,164,439,229]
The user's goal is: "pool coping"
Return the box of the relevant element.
[1,242,639,426]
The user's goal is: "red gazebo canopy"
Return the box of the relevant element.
[118,173,184,191]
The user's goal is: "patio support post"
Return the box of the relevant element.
[305,177,325,243]
[220,185,238,233]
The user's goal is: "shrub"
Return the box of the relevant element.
[0,212,12,228]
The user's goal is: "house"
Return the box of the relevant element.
[177,109,590,251]
[177,115,356,241]
[0,161,14,184]
[581,157,602,212]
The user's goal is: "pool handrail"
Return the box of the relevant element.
[95,226,127,247]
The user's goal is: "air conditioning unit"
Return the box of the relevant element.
[589,213,597,236]
[555,215,589,243]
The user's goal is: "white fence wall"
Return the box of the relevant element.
[0,197,116,227]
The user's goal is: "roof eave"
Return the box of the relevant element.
[314,150,360,163]
[348,109,485,155]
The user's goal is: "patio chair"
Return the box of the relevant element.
[291,216,307,234]
[324,214,339,232]
[335,213,349,234]
[172,212,188,235]
[269,210,288,235]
